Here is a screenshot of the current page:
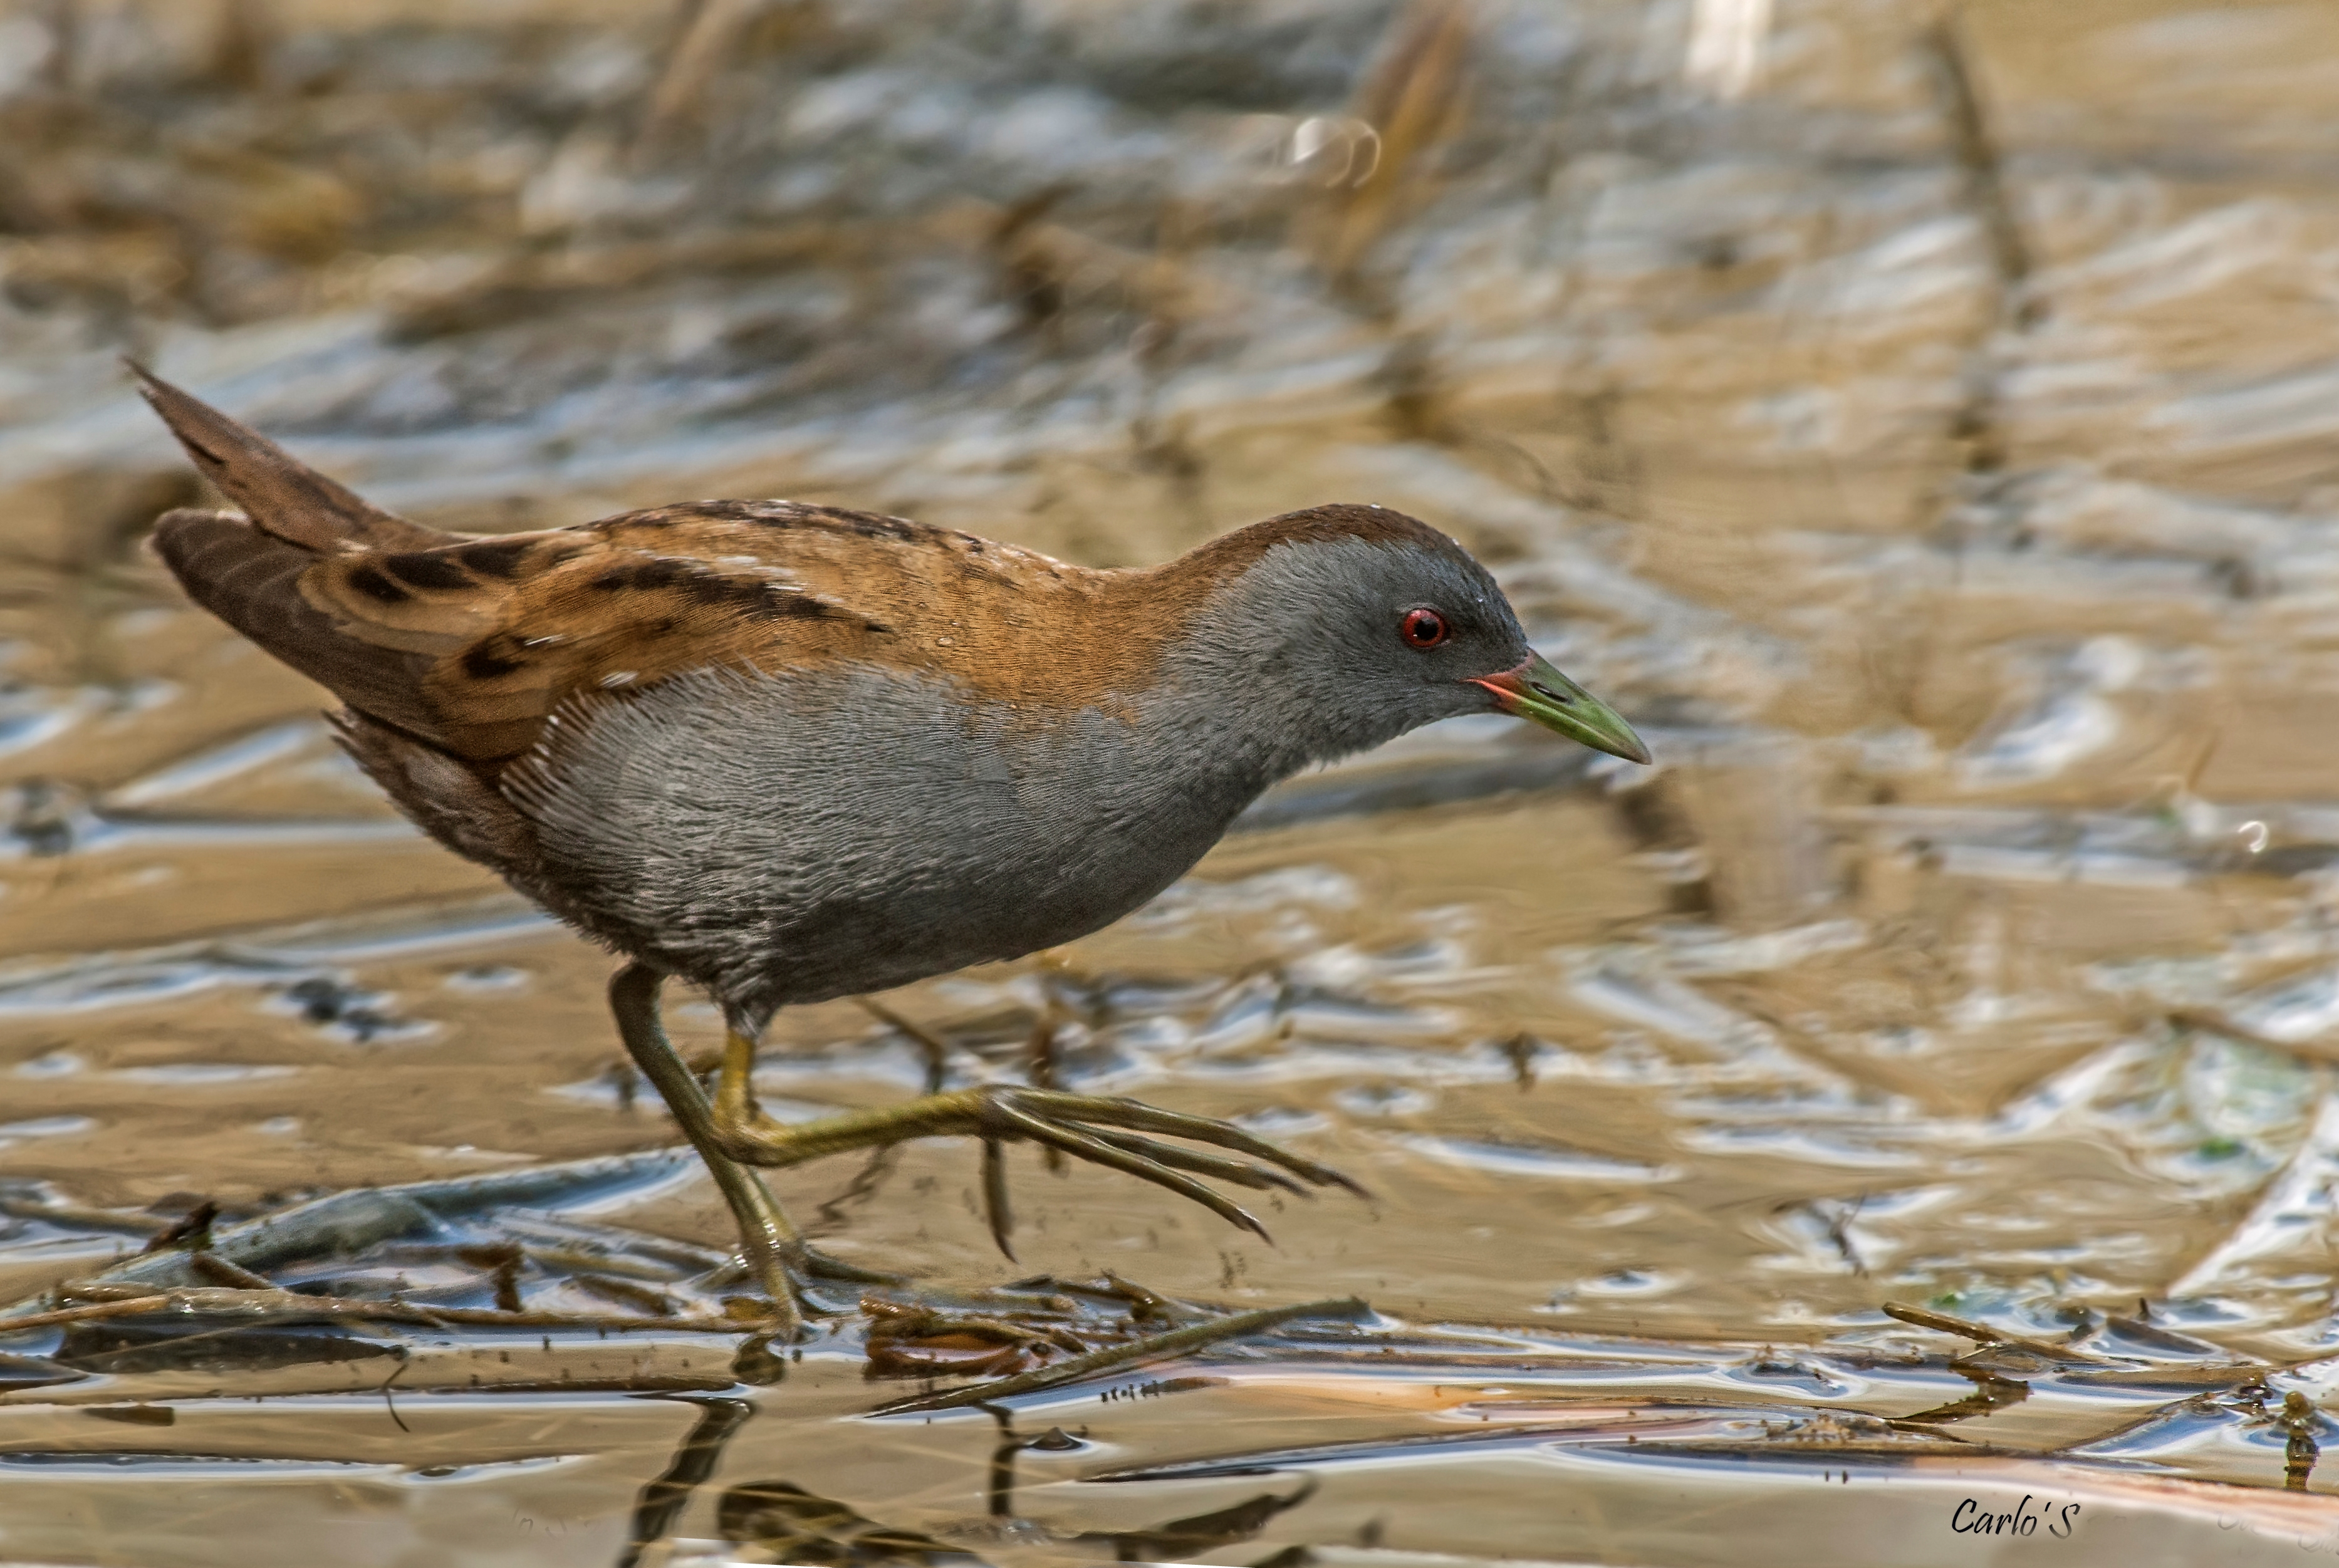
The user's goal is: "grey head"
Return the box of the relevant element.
[1158,517,1649,781]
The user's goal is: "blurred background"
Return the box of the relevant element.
[9,0,2339,1555]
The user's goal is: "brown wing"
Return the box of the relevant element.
[142,371,1132,774]
[298,507,900,762]
[138,371,940,769]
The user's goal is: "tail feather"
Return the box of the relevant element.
[150,507,446,742]
[130,364,447,554]
[137,366,460,745]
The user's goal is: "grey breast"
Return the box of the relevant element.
[509,663,1274,1020]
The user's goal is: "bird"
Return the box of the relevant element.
[133,367,1650,1334]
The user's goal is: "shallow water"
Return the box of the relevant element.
[9,0,2339,1562]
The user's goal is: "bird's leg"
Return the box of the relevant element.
[708,1029,1363,1257]
[607,962,803,1334]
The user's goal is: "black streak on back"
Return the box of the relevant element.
[346,563,412,603]
[380,551,475,592]
[457,539,536,578]
[462,640,526,680]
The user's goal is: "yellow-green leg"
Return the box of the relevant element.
[608,963,804,1336]
[707,1025,1363,1257]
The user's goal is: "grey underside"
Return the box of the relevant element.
[506,662,1286,1022]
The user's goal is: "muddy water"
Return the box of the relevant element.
[10,0,2339,1562]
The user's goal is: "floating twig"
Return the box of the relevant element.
[1,1147,699,1316]
[869,1297,1368,1415]
[0,1285,768,1338]
[187,1252,272,1290]
[1880,1301,2113,1364]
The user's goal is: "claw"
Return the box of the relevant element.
[981,1137,1015,1260]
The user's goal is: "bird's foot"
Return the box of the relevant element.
[709,1036,1360,1257]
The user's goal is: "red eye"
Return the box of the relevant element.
[1400,608,1449,649]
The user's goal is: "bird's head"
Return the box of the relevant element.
[1159,504,1649,770]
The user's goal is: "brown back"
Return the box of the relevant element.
[140,371,1454,773]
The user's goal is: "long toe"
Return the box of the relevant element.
[991,1093,1271,1240]
[971,1086,1372,1242]
[1081,1127,1312,1195]
[1012,1088,1369,1197]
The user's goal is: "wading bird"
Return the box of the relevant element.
[137,370,1649,1332]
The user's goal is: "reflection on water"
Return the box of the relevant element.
[9,0,2339,1559]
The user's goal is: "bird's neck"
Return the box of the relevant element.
[1125,672,1325,804]
[1110,554,1424,792]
